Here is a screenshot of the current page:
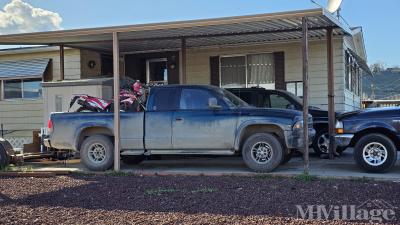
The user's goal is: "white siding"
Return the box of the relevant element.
[186,38,347,111]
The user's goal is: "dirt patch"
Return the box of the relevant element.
[0,175,399,224]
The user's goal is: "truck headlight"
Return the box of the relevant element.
[335,120,344,134]
[293,120,303,130]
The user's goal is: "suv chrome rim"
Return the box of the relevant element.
[251,142,273,164]
[88,143,106,163]
[317,133,330,154]
[362,142,388,166]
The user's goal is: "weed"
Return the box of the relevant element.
[0,165,33,173]
[294,173,318,182]
[191,188,217,193]
[105,170,133,177]
[0,164,14,172]
[145,188,178,195]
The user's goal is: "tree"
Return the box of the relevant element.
[369,62,386,75]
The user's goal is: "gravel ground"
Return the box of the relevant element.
[0,175,399,224]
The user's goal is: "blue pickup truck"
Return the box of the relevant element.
[44,85,315,172]
[335,107,400,172]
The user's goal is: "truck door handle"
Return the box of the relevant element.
[175,117,184,121]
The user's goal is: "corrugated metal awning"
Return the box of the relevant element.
[0,8,351,53]
[0,58,50,79]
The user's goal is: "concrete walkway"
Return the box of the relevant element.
[22,149,400,181]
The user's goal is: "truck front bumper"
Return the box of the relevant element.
[335,134,354,147]
[285,128,316,150]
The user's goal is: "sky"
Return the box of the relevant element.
[0,0,399,67]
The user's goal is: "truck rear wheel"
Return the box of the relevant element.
[354,133,397,173]
[242,133,283,173]
[81,135,114,171]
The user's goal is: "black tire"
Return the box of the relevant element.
[312,128,347,156]
[121,155,145,165]
[0,145,9,168]
[354,133,397,173]
[242,133,283,173]
[312,128,329,155]
[336,146,347,155]
[281,151,293,165]
[80,135,114,171]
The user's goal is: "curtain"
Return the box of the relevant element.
[220,56,246,87]
[247,53,275,85]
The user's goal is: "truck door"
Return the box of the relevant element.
[172,87,238,151]
[144,87,178,150]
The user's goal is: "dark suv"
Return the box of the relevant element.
[228,88,336,155]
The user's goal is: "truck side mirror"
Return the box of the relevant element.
[208,97,222,110]
[286,104,296,110]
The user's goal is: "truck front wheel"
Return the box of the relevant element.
[354,133,397,173]
[81,135,114,171]
[242,133,283,173]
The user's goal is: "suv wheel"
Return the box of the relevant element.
[313,128,346,155]
[81,135,114,171]
[312,129,329,155]
[354,134,397,173]
[242,133,283,172]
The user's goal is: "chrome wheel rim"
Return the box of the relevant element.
[362,142,388,166]
[88,143,107,163]
[317,133,329,154]
[251,142,273,164]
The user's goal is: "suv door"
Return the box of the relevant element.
[172,87,238,151]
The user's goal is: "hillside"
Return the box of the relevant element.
[363,70,400,99]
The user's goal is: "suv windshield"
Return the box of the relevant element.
[284,91,321,110]
[219,89,249,108]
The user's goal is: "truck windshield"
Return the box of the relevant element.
[220,89,249,108]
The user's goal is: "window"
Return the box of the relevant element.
[180,89,214,110]
[3,80,22,99]
[230,91,252,104]
[220,53,274,88]
[150,88,176,111]
[345,51,350,90]
[2,78,42,100]
[286,81,303,97]
[247,54,275,86]
[269,94,292,109]
[220,56,246,88]
[345,50,362,97]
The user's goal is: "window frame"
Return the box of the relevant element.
[219,52,275,88]
[285,81,303,97]
[345,50,363,97]
[1,77,43,101]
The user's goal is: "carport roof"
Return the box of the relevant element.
[0,8,351,53]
